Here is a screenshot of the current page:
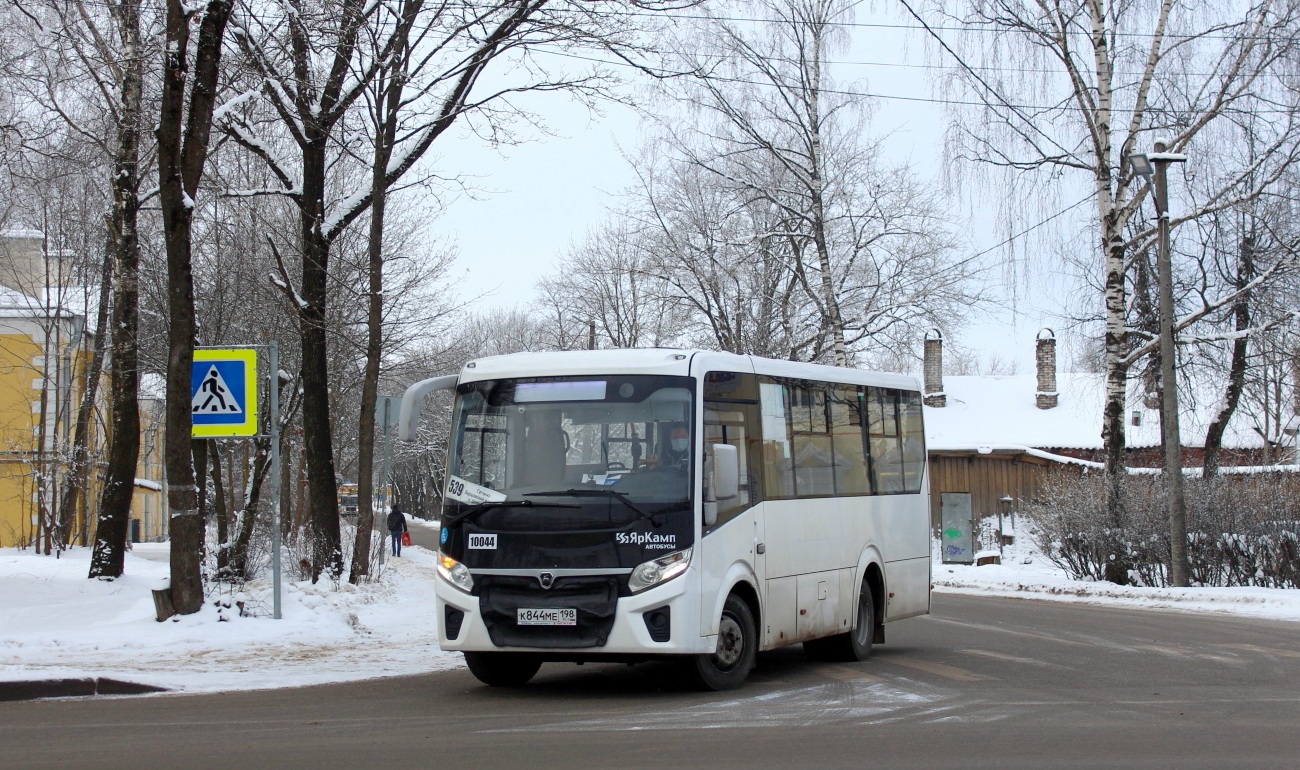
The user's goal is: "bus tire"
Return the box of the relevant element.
[690,594,756,691]
[464,652,542,687]
[804,580,874,662]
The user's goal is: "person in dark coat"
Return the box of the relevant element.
[387,504,408,557]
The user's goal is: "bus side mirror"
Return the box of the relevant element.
[397,374,458,442]
[712,444,739,501]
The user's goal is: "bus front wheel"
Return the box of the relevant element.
[690,594,756,691]
[464,652,542,687]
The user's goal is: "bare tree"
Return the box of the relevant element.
[227,0,695,581]
[157,0,235,614]
[647,0,975,364]
[916,0,1300,561]
[537,218,684,350]
[62,0,149,579]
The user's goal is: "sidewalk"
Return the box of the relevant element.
[0,544,461,698]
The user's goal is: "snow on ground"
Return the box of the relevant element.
[2,529,1297,697]
[932,536,1300,622]
[0,543,462,693]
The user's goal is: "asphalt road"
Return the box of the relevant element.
[4,583,1299,770]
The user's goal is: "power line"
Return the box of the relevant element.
[54,0,1296,44]
[969,193,1094,262]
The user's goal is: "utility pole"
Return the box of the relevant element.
[1129,140,1190,587]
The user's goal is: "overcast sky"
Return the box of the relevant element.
[431,5,1084,374]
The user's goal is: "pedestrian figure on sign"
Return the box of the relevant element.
[196,367,233,412]
[387,504,408,557]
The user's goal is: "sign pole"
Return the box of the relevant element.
[269,341,282,619]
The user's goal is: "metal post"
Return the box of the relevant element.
[269,341,282,618]
[1152,141,1190,587]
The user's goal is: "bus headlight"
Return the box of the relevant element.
[628,547,692,593]
[437,552,474,593]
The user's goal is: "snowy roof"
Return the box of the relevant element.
[0,229,44,240]
[0,284,98,332]
[924,372,1271,452]
[0,285,43,312]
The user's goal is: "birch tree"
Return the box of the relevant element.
[916,0,1300,547]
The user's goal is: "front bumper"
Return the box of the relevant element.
[434,568,711,655]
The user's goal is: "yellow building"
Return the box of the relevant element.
[133,376,168,542]
[0,282,96,547]
[0,232,170,548]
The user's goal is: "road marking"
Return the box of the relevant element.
[1215,643,1300,659]
[483,680,947,733]
[958,649,1060,667]
[816,665,883,683]
[926,616,1094,648]
[884,657,994,682]
[1132,644,1247,665]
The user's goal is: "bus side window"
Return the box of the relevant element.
[791,385,835,497]
[830,386,870,495]
[899,391,926,492]
[704,371,765,527]
[867,388,905,493]
[759,381,795,498]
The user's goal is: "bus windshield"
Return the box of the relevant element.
[445,375,695,526]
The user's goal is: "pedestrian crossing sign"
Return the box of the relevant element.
[191,348,258,437]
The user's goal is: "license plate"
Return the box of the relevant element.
[517,608,577,626]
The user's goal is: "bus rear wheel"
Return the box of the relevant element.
[804,580,875,662]
[689,594,756,691]
[464,652,542,687]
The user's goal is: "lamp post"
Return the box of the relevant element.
[1128,140,1190,587]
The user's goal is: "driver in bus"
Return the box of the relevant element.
[657,422,691,470]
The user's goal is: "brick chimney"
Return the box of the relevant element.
[923,329,946,407]
[1035,328,1059,409]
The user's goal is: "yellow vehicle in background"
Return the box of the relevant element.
[339,483,359,517]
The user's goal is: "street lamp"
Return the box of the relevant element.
[1127,140,1190,587]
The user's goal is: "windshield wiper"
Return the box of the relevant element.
[443,499,577,526]
[524,489,663,526]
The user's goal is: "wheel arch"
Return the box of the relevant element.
[855,546,886,643]
[705,561,761,636]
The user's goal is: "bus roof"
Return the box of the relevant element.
[459,349,920,392]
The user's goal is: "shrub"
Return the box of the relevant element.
[1023,469,1300,588]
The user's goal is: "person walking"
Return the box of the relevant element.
[387,504,408,557]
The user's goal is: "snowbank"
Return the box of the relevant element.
[932,539,1300,622]
[0,543,462,693]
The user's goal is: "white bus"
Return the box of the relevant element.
[398,349,930,690]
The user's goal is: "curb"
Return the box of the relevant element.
[0,677,168,702]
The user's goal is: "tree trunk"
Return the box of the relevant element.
[88,0,144,578]
[66,238,112,557]
[229,435,272,580]
[1203,234,1254,478]
[281,431,294,540]
[300,139,343,582]
[211,443,230,579]
[804,16,846,367]
[350,49,405,584]
[157,0,234,614]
